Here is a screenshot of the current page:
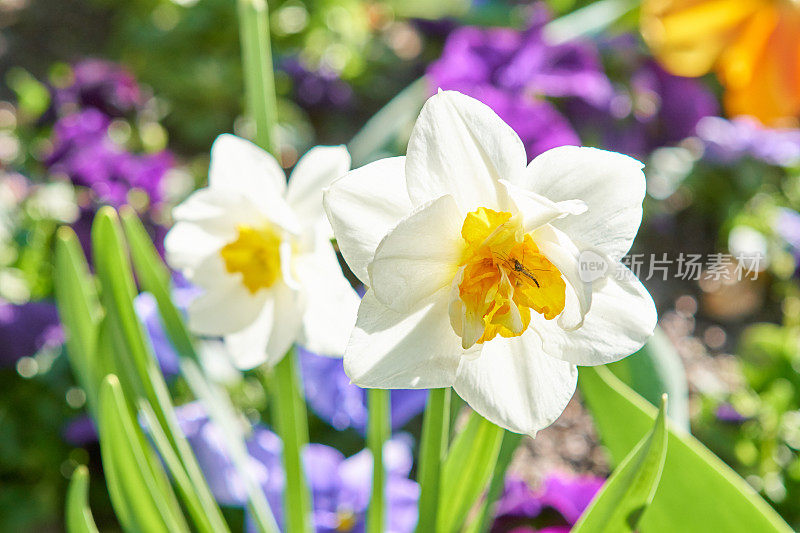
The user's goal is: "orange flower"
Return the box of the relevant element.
[641,0,800,126]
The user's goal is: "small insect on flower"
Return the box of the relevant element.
[324,90,657,435]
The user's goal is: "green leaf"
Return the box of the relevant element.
[98,375,189,533]
[92,208,230,533]
[54,227,102,414]
[65,465,99,533]
[119,207,195,361]
[416,388,451,533]
[608,328,690,431]
[366,389,390,533]
[120,208,274,533]
[573,395,669,533]
[270,351,313,533]
[237,0,279,156]
[464,431,523,533]
[437,411,504,533]
[580,366,793,533]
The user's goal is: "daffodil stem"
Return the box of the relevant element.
[366,389,390,533]
[270,350,313,533]
[237,0,279,157]
[416,387,451,533]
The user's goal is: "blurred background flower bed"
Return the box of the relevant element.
[2,0,800,530]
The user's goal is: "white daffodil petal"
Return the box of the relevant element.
[295,234,360,357]
[323,156,413,284]
[188,285,268,337]
[264,282,304,366]
[164,221,226,274]
[209,134,287,199]
[405,90,526,213]
[171,188,262,234]
[286,145,350,231]
[369,195,465,313]
[533,225,592,330]
[534,264,657,366]
[453,332,578,436]
[223,299,274,370]
[525,146,645,261]
[500,179,587,232]
[344,289,464,389]
[208,135,301,233]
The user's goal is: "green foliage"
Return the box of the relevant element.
[580,366,792,533]
[66,465,99,533]
[437,411,505,533]
[573,395,668,533]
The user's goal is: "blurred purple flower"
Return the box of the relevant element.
[299,347,428,432]
[174,403,419,532]
[0,300,63,367]
[47,109,172,207]
[491,474,604,533]
[426,5,612,158]
[55,59,142,117]
[282,58,354,110]
[715,403,748,425]
[696,116,800,167]
[564,34,717,157]
[776,208,800,252]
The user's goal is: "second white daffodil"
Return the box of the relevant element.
[324,90,657,435]
[165,134,360,369]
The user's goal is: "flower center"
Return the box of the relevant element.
[219,224,282,294]
[335,509,357,532]
[450,207,566,349]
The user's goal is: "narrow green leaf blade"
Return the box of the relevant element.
[580,366,792,533]
[66,465,99,533]
[437,411,504,533]
[98,375,189,533]
[573,395,668,533]
[54,227,102,413]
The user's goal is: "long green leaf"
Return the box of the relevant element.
[54,228,102,414]
[91,208,230,533]
[367,389,390,533]
[416,388,451,533]
[270,351,313,533]
[98,375,189,533]
[120,207,277,533]
[437,411,504,533]
[573,395,669,532]
[465,432,523,533]
[238,0,279,156]
[580,366,792,533]
[66,465,99,533]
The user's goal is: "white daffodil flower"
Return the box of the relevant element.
[165,134,360,369]
[323,91,657,435]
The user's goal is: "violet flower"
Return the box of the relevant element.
[174,403,419,532]
[0,300,62,367]
[54,59,143,117]
[281,58,354,110]
[491,474,604,533]
[715,403,749,425]
[47,109,172,207]
[696,116,800,167]
[426,5,613,158]
[299,347,428,432]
